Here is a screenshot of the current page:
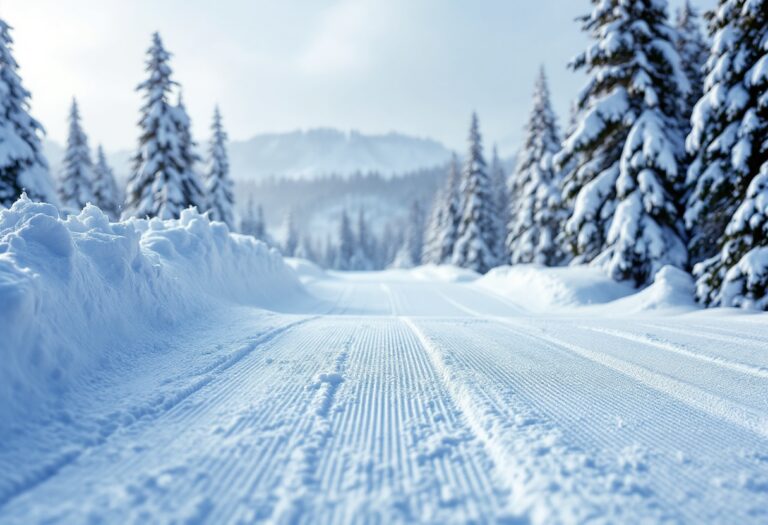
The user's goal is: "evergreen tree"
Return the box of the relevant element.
[490,145,508,258]
[283,210,299,257]
[123,33,203,219]
[556,0,689,285]
[58,98,94,212]
[240,195,267,240]
[335,210,355,270]
[687,0,768,307]
[393,200,425,268]
[205,106,235,229]
[452,113,498,273]
[173,93,206,211]
[507,68,565,266]
[92,145,121,220]
[350,209,373,270]
[675,1,709,126]
[423,155,461,265]
[0,19,56,208]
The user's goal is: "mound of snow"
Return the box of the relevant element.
[595,266,698,315]
[285,257,329,282]
[476,264,636,312]
[0,197,303,422]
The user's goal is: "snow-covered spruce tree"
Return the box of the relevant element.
[283,210,299,257]
[204,106,235,229]
[393,200,425,268]
[350,209,373,270]
[123,33,203,219]
[507,68,565,266]
[675,0,709,124]
[92,145,121,220]
[335,210,355,270]
[452,113,498,273]
[687,0,768,308]
[174,93,206,211]
[423,154,461,264]
[0,19,57,208]
[490,145,509,257]
[58,98,95,212]
[556,0,689,285]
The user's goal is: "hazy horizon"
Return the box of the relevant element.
[3,0,715,155]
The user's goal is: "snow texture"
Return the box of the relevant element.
[0,196,302,425]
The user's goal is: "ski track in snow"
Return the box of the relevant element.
[2,273,768,523]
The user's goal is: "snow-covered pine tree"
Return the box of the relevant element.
[452,113,498,273]
[335,210,355,270]
[123,33,203,219]
[174,93,206,211]
[675,1,709,126]
[283,210,299,257]
[490,146,509,258]
[58,98,95,212]
[0,19,57,208]
[422,190,447,264]
[423,155,461,265]
[687,0,768,308]
[506,68,565,266]
[350,209,373,270]
[92,145,121,220]
[392,202,423,268]
[204,106,235,229]
[556,0,689,285]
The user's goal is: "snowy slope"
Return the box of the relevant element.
[0,197,304,426]
[2,253,768,523]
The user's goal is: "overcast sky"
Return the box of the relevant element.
[1,0,716,155]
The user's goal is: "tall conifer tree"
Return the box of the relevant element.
[452,113,497,273]
[0,19,56,207]
[58,98,94,212]
[686,0,768,307]
[557,0,689,285]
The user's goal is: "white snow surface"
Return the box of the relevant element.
[2,235,768,523]
[0,197,303,424]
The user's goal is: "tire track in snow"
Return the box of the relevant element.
[294,318,507,524]
[582,325,768,379]
[402,316,676,524]
[438,290,768,440]
[409,317,768,523]
[511,323,768,439]
[0,315,313,512]
[0,318,353,523]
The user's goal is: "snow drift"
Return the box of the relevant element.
[0,197,303,422]
[476,264,636,312]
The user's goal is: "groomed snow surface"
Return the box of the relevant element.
[2,200,768,524]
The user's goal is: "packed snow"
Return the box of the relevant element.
[2,208,768,523]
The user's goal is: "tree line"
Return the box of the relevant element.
[418,0,768,310]
[0,27,236,229]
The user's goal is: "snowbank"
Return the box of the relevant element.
[476,264,635,312]
[476,264,702,315]
[592,265,698,315]
[285,257,329,283]
[0,197,303,422]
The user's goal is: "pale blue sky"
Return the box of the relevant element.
[1,0,716,154]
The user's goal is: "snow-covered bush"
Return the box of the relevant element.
[0,196,302,421]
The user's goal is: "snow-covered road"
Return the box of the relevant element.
[2,271,768,523]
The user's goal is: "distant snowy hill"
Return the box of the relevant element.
[228,129,453,180]
[45,129,453,182]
